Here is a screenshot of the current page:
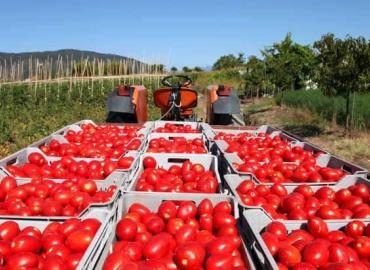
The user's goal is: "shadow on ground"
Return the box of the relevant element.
[282,124,323,137]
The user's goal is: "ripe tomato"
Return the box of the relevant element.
[143,156,157,168]
[65,228,95,252]
[10,235,42,253]
[175,242,205,269]
[262,232,279,256]
[117,156,134,169]
[302,240,329,267]
[277,245,302,267]
[0,221,20,241]
[116,218,138,241]
[345,221,365,237]
[143,233,171,260]
[307,217,329,237]
[266,221,288,240]
[205,254,233,270]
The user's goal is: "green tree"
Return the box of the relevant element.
[212,53,245,70]
[193,66,203,72]
[182,66,192,73]
[244,56,270,98]
[313,33,370,133]
[262,33,317,91]
[170,66,178,73]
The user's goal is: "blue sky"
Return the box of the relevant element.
[1,0,369,68]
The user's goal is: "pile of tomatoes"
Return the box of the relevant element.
[0,175,115,217]
[153,123,200,133]
[236,180,370,220]
[0,217,101,269]
[39,138,142,159]
[214,131,266,141]
[135,157,219,193]
[103,198,247,270]
[261,218,370,269]
[5,152,134,180]
[147,137,207,154]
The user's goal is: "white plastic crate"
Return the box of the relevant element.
[0,207,114,270]
[0,147,139,185]
[142,132,209,153]
[242,208,370,270]
[125,153,223,193]
[225,174,370,220]
[91,192,259,270]
[222,152,368,185]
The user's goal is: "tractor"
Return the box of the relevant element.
[106,75,243,125]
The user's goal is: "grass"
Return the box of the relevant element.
[276,89,370,130]
[243,98,370,169]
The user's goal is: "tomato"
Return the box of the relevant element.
[328,243,349,263]
[213,201,232,214]
[6,251,39,269]
[66,252,84,270]
[158,201,177,220]
[0,176,17,193]
[212,212,236,229]
[103,251,131,270]
[0,221,20,241]
[175,225,196,245]
[143,156,157,168]
[302,240,329,267]
[143,233,171,260]
[65,228,95,252]
[206,236,235,256]
[116,218,138,241]
[294,185,314,198]
[205,254,233,270]
[10,234,42,253]
[117,157,134,169]
[144,215,165,234]
[198,199,214,216]
[261,232,279,256]
[80,218,101,233]
[307,217,329,237]
[177,202,197,221]
[128,203,151,217]
[166,218,185,235]
[175,242,205,269]
[345,221,365,237]
[352,236,370,258]
[266,221,288,240]
[119,241,143,261]
[80,180,97,195]
[291,262,316,270]
[28,152,47,166]
[236,180,255,194]
[277,245,302,267]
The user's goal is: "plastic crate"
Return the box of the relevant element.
[91,192,258,270]
[0,147,139,185]
[208,125,279,140]
[222,152,368,185]
[125,153,223,193]
[0,171,126,221]
[225,174,370,220]
[241,208,370,270]
[151,120,202,132]
[0,207,114,270]
[142,132,210,153]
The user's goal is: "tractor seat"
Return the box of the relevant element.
[154,87,197,110]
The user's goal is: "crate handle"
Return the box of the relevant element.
[5,158,17,166]
[167,158,190,164]
[342,164,354,173]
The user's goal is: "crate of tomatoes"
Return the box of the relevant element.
[126,153,223,194]
[0,207,113,270]
[151,121,202,133]
[0,147,140,185]
[225,174,370,220]
[242,208,370,270]
[92,192,256,270]
[143,132,209,154]
[222,150,367,185]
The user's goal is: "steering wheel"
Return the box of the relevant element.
[161,75,192,88]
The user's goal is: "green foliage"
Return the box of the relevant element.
[170,66,178,72]
[182,66,192,73]
[193,66,203,72]
[212,53,245,70]
[276,89,370,129]
[262,33,317,91]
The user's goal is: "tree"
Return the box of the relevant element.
[193,66,203,72]
[262,33,317,91]
[212,53,245,70]
[244,56,270,98]
[182,66,192,73]
[170,66,178,73]
[313,33,370,133]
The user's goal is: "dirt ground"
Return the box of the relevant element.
[242,98,370,170]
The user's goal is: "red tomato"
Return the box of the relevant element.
[116,218,138,241]
[175,242,205,269]
[0,221,20,241]
[266,221,288,240]
[143,156,157,168]
[143,233,171,260]
[205,254,233,270]
[328,243,349,263]
[277,245,302,267]
[198,199,214,216]
[261,232,279,256]
[307,217,329,238]
[6,251,39,269]
[10,235,41,253]
[302,240,329,267]
[345,221,365,238]
[65,228,95,252]
[352,236,370,258]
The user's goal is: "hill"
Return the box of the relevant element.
[0,49,149,81]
